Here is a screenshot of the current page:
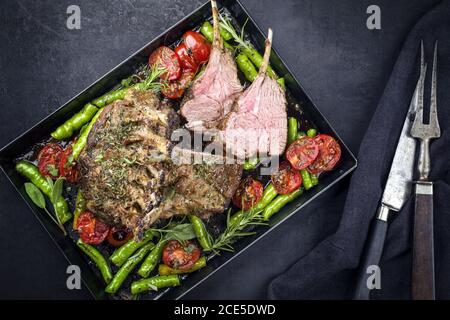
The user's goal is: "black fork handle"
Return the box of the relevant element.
[412,181,435,300]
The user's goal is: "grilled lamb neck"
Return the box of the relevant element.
[180,0,243,131]
[79,89,242,238]
[224,28,288,158]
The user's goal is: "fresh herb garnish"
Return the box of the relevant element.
[46,164,58,177]
[209,207,266,253]
[24,182,66,234]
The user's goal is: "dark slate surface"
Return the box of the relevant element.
[0,0,440,299]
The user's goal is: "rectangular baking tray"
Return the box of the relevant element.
[0,0,357,300]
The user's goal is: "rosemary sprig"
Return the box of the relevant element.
[219,14,250,51]
[210,207,266,253]
[141,66,167,92]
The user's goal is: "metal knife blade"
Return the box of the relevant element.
[381,51,425,212]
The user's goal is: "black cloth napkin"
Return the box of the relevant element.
[268,0,450,299]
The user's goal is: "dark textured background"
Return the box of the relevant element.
[0,0,440,299]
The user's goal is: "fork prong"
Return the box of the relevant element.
[411,63,427,136]
[421,40,425,73]
[430,41,441,137]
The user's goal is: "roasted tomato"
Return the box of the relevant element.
[308,134,341,174]
[161,69,196,99]
[232,176,264,210]
[148,46,181,81]
[77,211,110,245]
[162,240,201,270]
[271,161,302,195]
[174,43,198,71]
[58,145,79,183]
[37,143,63,179]
[106,226,133,247]
[182,31,211,64]
[286,136,319,170]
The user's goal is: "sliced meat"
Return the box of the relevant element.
[224,29,287,158]
[180,0,242,131]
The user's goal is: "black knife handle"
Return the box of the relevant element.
[412,181,435,300]
[354,206,389,300]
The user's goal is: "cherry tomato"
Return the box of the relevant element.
[174,43,198,71]
[161,69,196,99]
[37,143,63,179]
[58,145,80,183]
[148,46,181,81]
[308,134,341,174]
[77,211,110,245]
[162,240,201,270]
[271,161,302,195]
[106,226,133,247]
[232,176,264,210]
[182,31,211,64]
[286,136,319,170]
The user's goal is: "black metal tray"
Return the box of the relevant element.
[0,0,357,300]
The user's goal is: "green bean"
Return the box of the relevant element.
[110,229,155,267]
[16,161,52,196]
[263,188,303,221]
[236,53,258,82]
[243,157,258,170]
[105,242,155,294]
[307,128,317,138]
[71,108,104,160]
[240,46,278,80]
[229,183,278,226]
[288,117,298,145]
[311,173,319,186]
[137,239,167,278]
[51,103,99,140]
[300,169,313,190]
[199,21,234,50]
[189,216,212,251]
[158,256,207,276]
[92,88,127,108]
[131,275,180,295]
[72,190,86,230]
[15,161,72,224]
[297,131,306,139]
[77,239,112,284]
[200,21,232,42]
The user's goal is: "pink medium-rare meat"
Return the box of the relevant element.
[180,0,242,131]
[224,29,287,158]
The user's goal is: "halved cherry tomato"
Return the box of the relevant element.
[271,161,302,195]
[308,134,341,174]
[77,211,110,245]
[232,176,264,210]
[161,69,196,99]
[182,31,211,64]
[106,226,133,247]
[59,145,79,183]
[37,143,63,179]
[174,43,198,71]
[162,240,201,270]
[149,46,181,81]
[286,136,319,170]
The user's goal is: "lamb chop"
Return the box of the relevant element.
[224,29,287,158]
[180,0,243,131]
